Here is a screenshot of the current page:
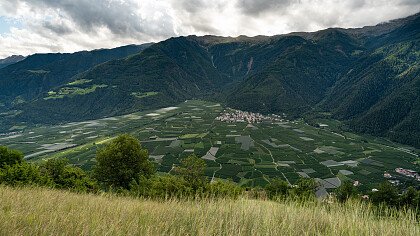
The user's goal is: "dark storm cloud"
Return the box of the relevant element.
[237,0,299,15]
[180,0,207,13]
[26,0,144,35]
[42,21,73,35]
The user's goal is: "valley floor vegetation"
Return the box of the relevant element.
[0,134,419,235]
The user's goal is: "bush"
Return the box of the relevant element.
[288,178,318,200]
[265,178,289,199]
[174,154,208,190]
[0,162,51,186]
[0,146,24,169]
[370,182,399,207]
[334,181,359,203]
[207,180,243,199]
[130,175,193,199]
[40,158,97,192]
[94,134,155,189]
[398,186,420,209]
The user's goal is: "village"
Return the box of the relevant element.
[215,108,284,123]
[395,168,420,181]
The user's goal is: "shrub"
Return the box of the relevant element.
[334,181,359,203]
[174,154,208,190]
[0,162,51,186]
[398,186,420,209]
[130,175,193,199]
[289,178,318,200]
[207,180,244,199]
[0,146,24,169]
[265,178,289,199]
[40,158,97,192]
[370,182,399,207]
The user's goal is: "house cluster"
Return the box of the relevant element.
[383,172,401,185]
[395,168,420,181]
[0,131,22,137]
[215,109,283,123]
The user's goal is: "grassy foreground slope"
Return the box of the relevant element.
[0,186,418,236]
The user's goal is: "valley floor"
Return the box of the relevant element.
[0,186,418,236]
[1,100,418,192]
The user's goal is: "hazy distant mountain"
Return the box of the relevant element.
[0,55,25,69]
[1,13,419,147]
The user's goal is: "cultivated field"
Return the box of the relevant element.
[0,100,419,192]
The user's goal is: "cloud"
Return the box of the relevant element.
[237,0,298,16]
[0,0,419,58]
[26,0,145,35]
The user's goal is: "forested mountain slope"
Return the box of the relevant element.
[15,37,231,123]
[0,44,151,109]
[321,14,420,147]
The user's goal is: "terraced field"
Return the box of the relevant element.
[0,100,418,193]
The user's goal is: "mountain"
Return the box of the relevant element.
[1,13,419,148]
[14,37,230,123]
[320,14,420,147]
[225,30,363,116]
[0,55,25,69]
[0,44,152,109]
[13,32,363,123]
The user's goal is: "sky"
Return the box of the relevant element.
[0,0,419,58]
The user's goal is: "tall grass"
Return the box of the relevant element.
[0,186,418,235]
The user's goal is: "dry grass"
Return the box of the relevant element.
[0,186,418,236]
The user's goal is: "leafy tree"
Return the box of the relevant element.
[265,178,289,199]
[0,146,24,169]
[399,186,419,209]
[94,134,154,189]
[289,178,318,199]
[207,180,243,199]
[40,158,68,181]
[0,162,51,186]
[40,158,97,192]
[334,181,359,203]
[130,175,193,199]
[370,182,399,206]
[174,154,207,190]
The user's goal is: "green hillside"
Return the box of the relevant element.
[0,44,151,109]
[321,15,420,147]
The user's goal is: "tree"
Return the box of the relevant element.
[0,146,24,169]
[207,180,243,198]
[174,154,207,190]
[334,181,358,203]
[40,158,97,192]
[0,162,51,186]
[370,182,399,206]
[399,186,419,209]
[265,178,289,199]
[94,134,154,189]
[130,175,193,199]
[289,178,318,199]
[40,158,68,181]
